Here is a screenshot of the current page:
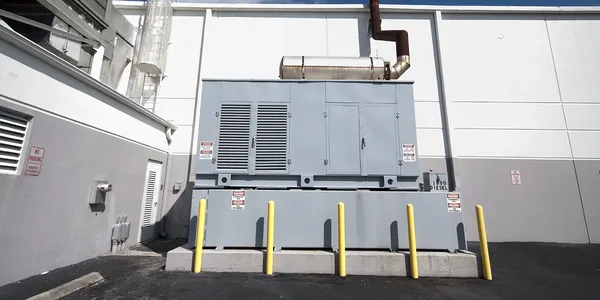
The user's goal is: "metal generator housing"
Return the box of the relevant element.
[190,79,466,251]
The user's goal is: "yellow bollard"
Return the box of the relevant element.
[406,204,418,279]
[476,205,493,280]
[338,202,346,277]
[266,200,275,275]
[193,199,207,273]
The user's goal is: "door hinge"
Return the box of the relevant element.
[288,112,292,118]
[324,159,328,165]
[396,112,400,118]
[215,111,220,117]
[398,160,403,166]
[287,159,292,165]
[323,112,328,118]
[212,157,216,164]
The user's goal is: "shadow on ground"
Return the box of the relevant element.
[129,238,187,257]
[1,242,599,300]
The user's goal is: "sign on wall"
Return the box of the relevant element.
[511,170,522,185]
[24,146,45,176]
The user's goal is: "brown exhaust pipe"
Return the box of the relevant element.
[369,0,410,79]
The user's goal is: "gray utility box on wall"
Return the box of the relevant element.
[191,79,466,251]
[196,79,421,190]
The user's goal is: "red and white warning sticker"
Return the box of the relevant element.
[199,141,213,160]
[402,144,417,162]
[447,193,461,213]
[231,190,246,210]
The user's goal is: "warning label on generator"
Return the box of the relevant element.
[447,193,461,213]
[199,141,213,160]
[402,144,417,163]
[231,190,246,210]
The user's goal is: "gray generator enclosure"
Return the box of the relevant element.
[191,79,466,251]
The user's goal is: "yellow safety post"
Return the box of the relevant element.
[266,200,275,275]
[406,204,418,279]
[476,205,493,280]
[338,202,346,277]
[193,199,207,273]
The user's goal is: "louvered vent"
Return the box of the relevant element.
[0,107,29,173]
[142,170,157,227]
[216,103,251,170]
[255,104,288,171]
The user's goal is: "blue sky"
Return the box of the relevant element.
[158,0,600,6]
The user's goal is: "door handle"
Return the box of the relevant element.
[361,137,367,149]
[251,136,256,148]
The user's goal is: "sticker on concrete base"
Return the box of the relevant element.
[199,141,213,160]
[231,190,246,210]
[511,170,522,185]
[402,144,416,162]
[447,193,461,213]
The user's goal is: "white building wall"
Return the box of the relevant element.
[546,15,600,159]
[439,14,567,159]
[0,30,170,152]
[436,12,600,243]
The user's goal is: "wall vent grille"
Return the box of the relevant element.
[142,170,157,227]
[255,104,288,171]
[0,107,29,174]
[216,103,251,171]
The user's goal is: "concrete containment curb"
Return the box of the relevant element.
[26,272,104,300]
[166,247,479,277]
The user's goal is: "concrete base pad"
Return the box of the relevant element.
[166,247,479,277]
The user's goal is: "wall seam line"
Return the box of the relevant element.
[544,15,590,243]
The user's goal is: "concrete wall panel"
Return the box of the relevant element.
[452,129,571,158]
[439,14,561,103]
[456,158,588,243]
[451,102,566,130]
[416,128,446,158]
[546,15,600,104]
[573,160,600,243]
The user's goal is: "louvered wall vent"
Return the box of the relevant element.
[216,103,251,171]
[255,104,288,171]
[142,170,157,227]
[0,107,30,174]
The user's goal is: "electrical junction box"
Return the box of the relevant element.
[194,79,421,191]
[89,180,110,204]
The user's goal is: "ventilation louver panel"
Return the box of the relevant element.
[142,170,157,227]
[255,104,288,172]
[0,108,29,173]
[216,103,252,171]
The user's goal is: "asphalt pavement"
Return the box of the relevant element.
[1,242,599,300]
